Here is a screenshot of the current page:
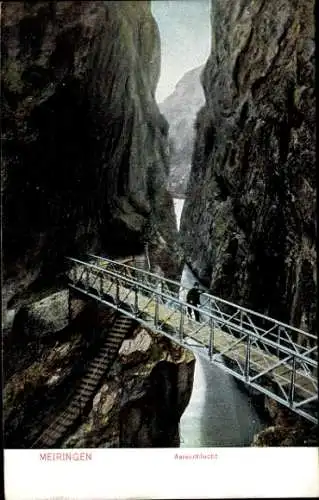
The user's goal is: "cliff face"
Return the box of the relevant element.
[65,329,194,448]
[2,1,179,313]
[180,0,316,332]
[159,66,205,197]
[4,295,195,448]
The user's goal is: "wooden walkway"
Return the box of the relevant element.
[95,275,316,401]
[66,257,318,424]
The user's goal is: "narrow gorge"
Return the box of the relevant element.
[2,0,186,449]
[2,0,317,451]
[180,0,316,334]
[179,0,316,445]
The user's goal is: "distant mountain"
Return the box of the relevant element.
[159,65,205,197]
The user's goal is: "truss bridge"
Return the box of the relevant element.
[65,255,318,425]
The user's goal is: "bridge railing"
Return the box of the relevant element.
[87,254,317,355]
[68,255,318,366]
[66,255,318,423]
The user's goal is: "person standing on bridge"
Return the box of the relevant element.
[186,282,202,321]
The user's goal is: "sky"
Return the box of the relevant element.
[151,0,211,103]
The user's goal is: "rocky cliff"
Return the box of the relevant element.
[2,1,189,449]
[180,0,316,333]
[2,0,179,316]
[4,294,194,448]
[159,65,205,197]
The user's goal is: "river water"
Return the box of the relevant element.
[173,198,265,447]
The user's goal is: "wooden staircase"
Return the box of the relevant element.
[32,312,135,448]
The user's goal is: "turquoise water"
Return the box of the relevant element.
[173,198,265,447]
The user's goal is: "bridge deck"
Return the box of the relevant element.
[101,277,315,399]
[67,257,318,423]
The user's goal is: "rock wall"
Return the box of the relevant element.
[4,296,195,448]
[63,327,194,448]
[2,0,179,314]
[180,0,316,332]
[251,397,317,447]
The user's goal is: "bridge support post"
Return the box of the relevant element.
[154,294,159,327]
[209,318,214,360]
[99,274,103,297]
[134,287,138,314]
[244,335,251,381]
[179,304,184,342]
[277,327,282,359]
[289,355,296,405]
[116,278,120,304]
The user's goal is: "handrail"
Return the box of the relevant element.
[66,256,317,365]
[31,257,318,447]
[65,255,318,425]
[87,254,315,339]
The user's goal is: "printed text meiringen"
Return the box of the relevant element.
[40,452,92,462]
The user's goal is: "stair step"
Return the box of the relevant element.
[105,337,123,344]
[73,396,87,407]
[48,432,62,443]
[105,339,124,346]
[93,356,111,365]
[105,340,122,347]
[88,363,106,372]
[74,388,90,398]
[45,419,61,434]
[78,386,93,396]
[61,413,77,425]
[66,405,82,417]
[43,436,58,446]
[81,377,98,387]
[38,434,50,445]
[84,372,102,383]
[106,345,122,351]
[89,357,105,365]
[91,364,110,373]
[74,392,88,402]
[89,363,105,371]
[95,354,111,361]
[103,346,119,355]
[98,352,114,360]
[55,419,68,431]
[86,379,100,387]
[50,423,67,438]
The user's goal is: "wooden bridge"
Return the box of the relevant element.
[63,254,318,425]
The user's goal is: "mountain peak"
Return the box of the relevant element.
[158,65,206,197]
